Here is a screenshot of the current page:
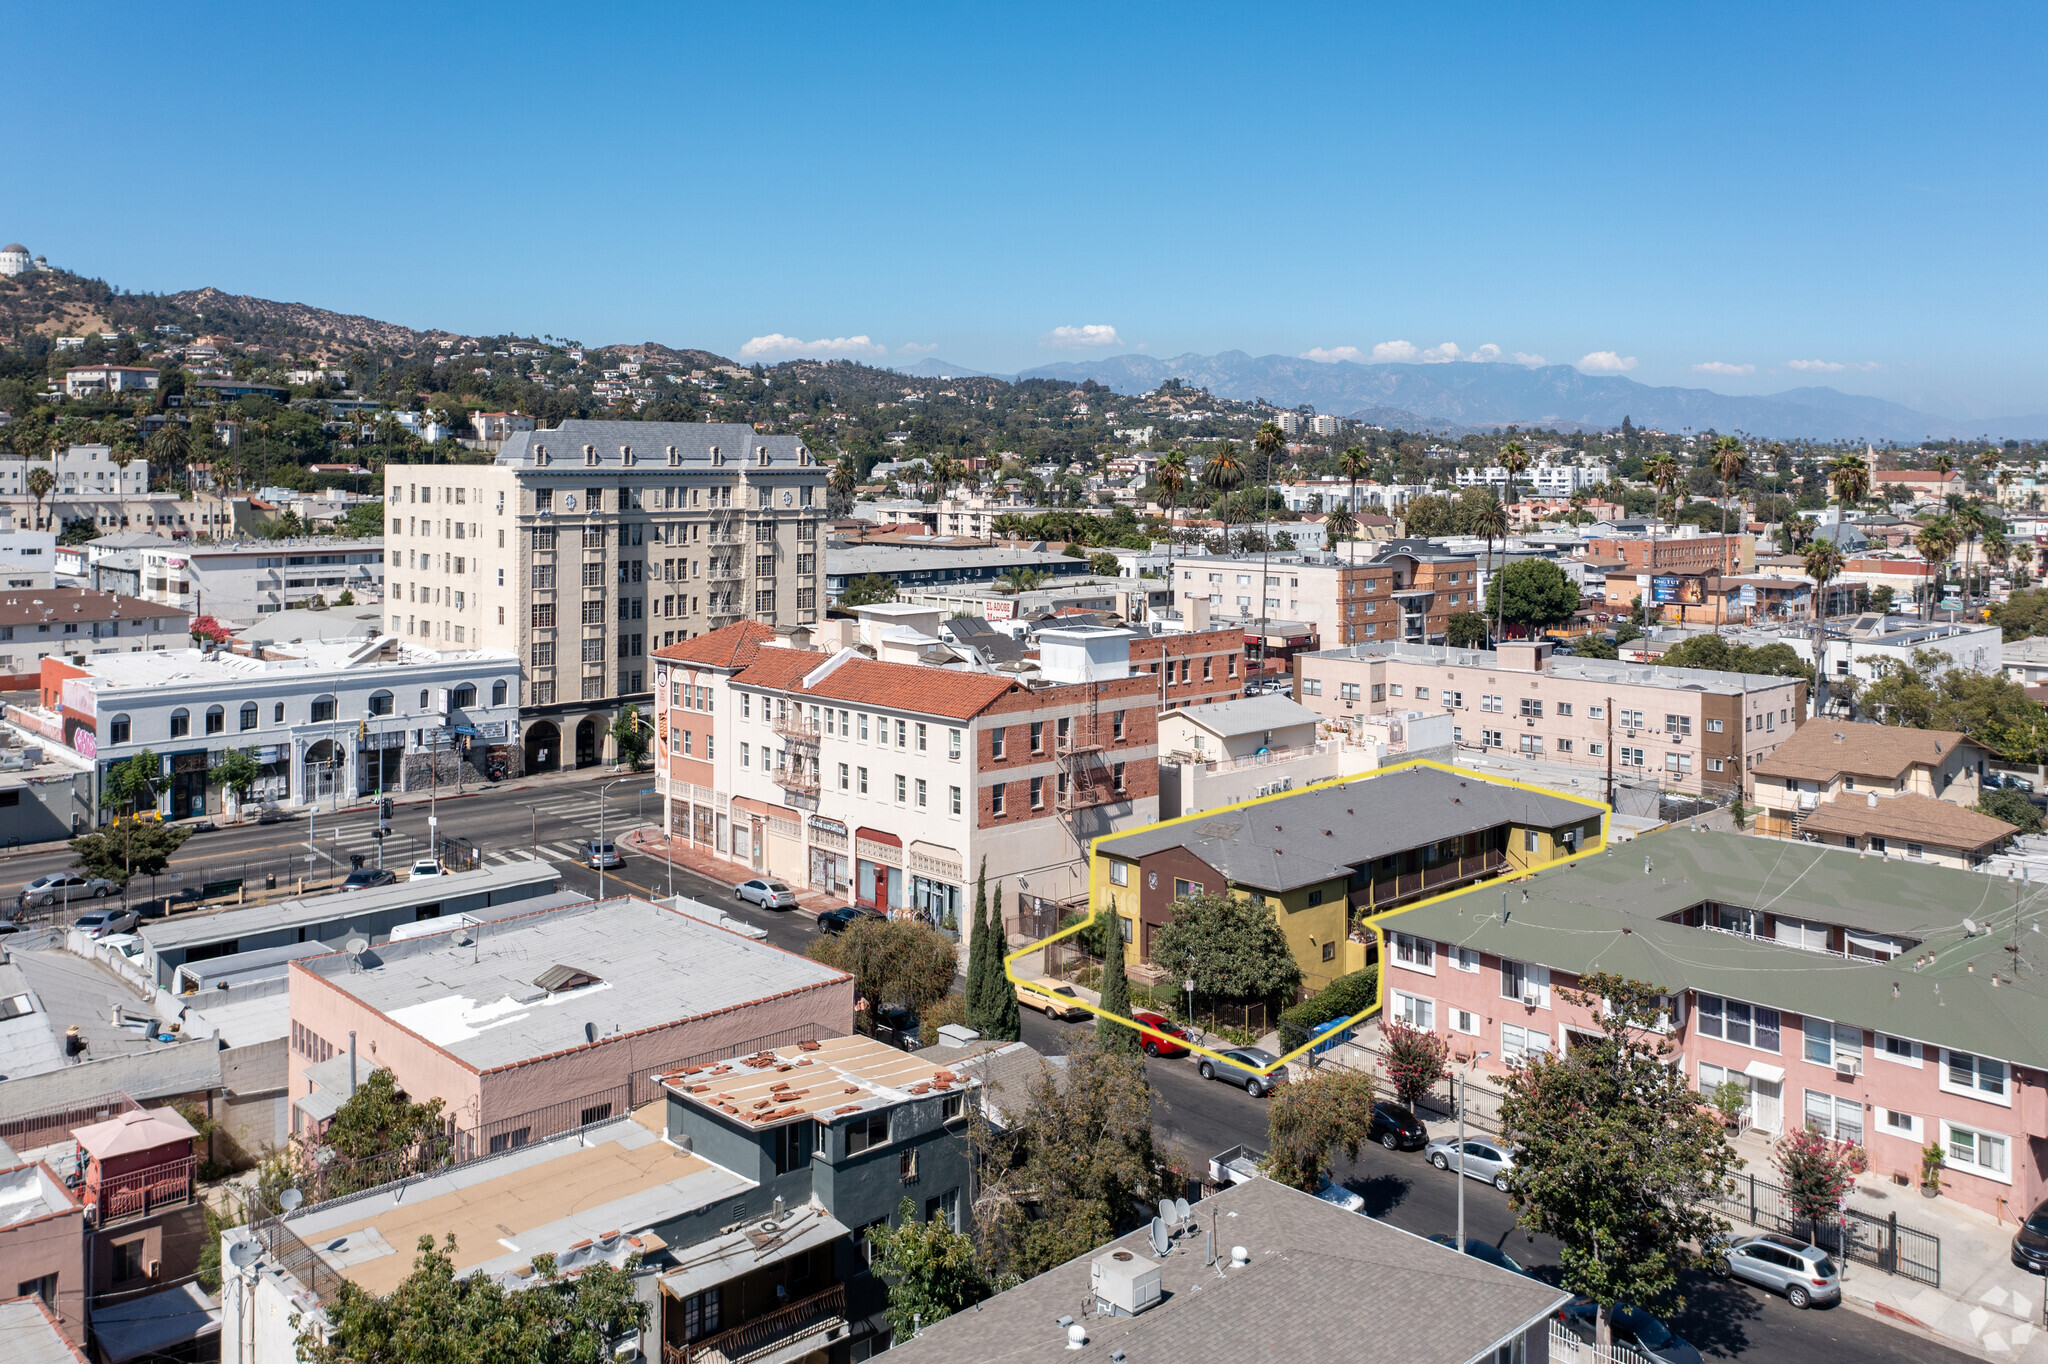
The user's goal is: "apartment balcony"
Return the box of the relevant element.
[1055,773,1115,812]
[664,1284,847,1364]
[772,760,820,796]
[771,710,820,743]
[88,1154,198,1227]
[1349,848,1507,917]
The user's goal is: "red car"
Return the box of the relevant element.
[1131,1009,1190,1058]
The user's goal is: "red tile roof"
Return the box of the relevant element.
[653,621,775,670]
[734,649,1017,720]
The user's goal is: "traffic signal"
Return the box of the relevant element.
[379,798,394,827]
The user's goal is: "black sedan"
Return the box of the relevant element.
[817,904,885,935]
[1368,1101,1429,1151]
[339,868,398,892]
[2013,1197,2048,1272]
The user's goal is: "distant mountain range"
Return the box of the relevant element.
[890,357,1017,382]
[995,350,2047,441]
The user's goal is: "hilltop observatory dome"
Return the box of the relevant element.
[0,244,33,277]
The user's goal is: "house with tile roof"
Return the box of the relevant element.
[1749,721,1998,859]
[1377,828,2048,1220]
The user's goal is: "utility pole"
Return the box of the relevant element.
[1605,695,1615,810]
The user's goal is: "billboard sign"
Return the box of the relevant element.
[1651,575,1681,604]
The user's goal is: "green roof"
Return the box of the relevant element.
[1380,828,2048,1069]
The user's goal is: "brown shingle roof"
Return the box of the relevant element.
[0,588,187,629]
[652,621,775,670]
[1799,792,2014,852]
[1751,721,1981,783]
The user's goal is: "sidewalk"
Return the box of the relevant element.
[618,827,843,915]
[1316,1018,2045,1363]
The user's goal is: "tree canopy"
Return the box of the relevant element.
[1658,634,1808,678]
[322,1068,448,1161]
[1264,1066,1377,1191]
[68,819,191,888]
[807,917,958,1024]
[1147,890,1300,1004]
[840,574,897,606]
[1858,647,2048,762]
[1487,559,1581,634]
[864,1197,990,1338]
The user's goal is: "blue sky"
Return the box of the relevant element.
[7,4,2045,416]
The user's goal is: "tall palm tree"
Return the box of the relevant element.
[1955,502,1993,611]
[1710,436,1747,632]
[1568,489,1589,528]
[1641,453,1680,622]
[1336,444,1371,565]
[1913,515,1960,619]
[1803,538,1847,716]
[1325,506,1358,557]
[25,465,53,532]
[147,421,192,499]
[1250,422,1286,668]
[1473,496,1508,645]
[1498,439,1530,514]
[1202,442,1244,498]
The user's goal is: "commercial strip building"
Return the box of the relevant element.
[224,1030,980,1364]
[381,420,826,774]
[1292,639,1809,798]
[1168,542,1482,650]
[1094,764,1601,992]
[0,588,191,690]
[886,1175,1570,1364]
[14,637,518,818]
[1375,828,2048,1220]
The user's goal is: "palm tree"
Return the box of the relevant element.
[1250,422,1286,668]
[1803,538,1847,715]
[995,566,1048,594]
[1498,439,1531,513]
[1325,506,1358,557]
[1568,489,1589,528]
[1710,436,1747,632]
[1336,444,1371,565]
[1472,496,1508,644]
[147,421,192,498]
[1955,502,1994,610]
[1202,442,1244,497]
[1156,449,1188,559]
[25,464,53,532]
[1913,515,1960,619]
[1642,453,1680,621]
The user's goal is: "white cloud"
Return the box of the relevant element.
[1694,361,1756,376]
[1785,358,1881,373]
[1579,351,1639,374]
[1364,340,1542,365]
[1040,324,1123,350]
[740,333,886,360]
[1300,346,1363,363]
[1507,351,1548,367]
[1371,340,1420,362]
[896,341,939,355]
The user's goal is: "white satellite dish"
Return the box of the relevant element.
[345,936,370,956]
[227,1240,260,1272]
[279,1188,303,1213]
[1964,918,1979,936]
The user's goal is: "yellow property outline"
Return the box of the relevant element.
[1002,756,1610,1076]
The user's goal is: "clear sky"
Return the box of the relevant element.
[7,4,2044,416]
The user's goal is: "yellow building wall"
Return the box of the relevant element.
[1248,878,1351,995]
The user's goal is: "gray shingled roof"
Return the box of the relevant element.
[495,420,811,469]
[885,1177,1568,1364]
[1099,765,1599,893]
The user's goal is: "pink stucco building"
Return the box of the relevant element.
[1375,828,2047,1221]
[287,897,855,1155]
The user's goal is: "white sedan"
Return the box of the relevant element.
[734,878,797,909]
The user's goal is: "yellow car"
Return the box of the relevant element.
[1016,978,1089,1021]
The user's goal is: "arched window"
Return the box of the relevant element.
[169,708,189,738]
[240,702,259,731]
[310,695,337,723]
[109,714,130,744]
[491,680,508,706]
[204,705,225,736]
[368,690,395,717]
[273,702,285,723]
[451,683,477,709]
[419,690,429,709]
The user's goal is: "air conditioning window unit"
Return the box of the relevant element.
[1521,986,1539,1008]
[1835,1056,1860,1077]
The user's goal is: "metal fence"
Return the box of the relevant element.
[1709,1169,1942,1289]
[0,1091,141,1150]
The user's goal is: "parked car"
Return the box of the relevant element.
[1130,1008,1189,1057]
[1555,1300,1702,1364]
[817,904,885,935]
[1368,1101,1429,1151]
[1715,1232,1841,1307]
[256,808,292,824]
[1314,1177,1364,1212]
[1427,1234,1529,1277]
[18,873,117,910]
[733,877,794,908]
[582,840,624,871]
[408,858,444,879]
[340,868,398,892]
[190,819,218,833]
[74,908,139,939]
[1196,1046,1286,1098]
[1016,978,1089,1021]
[97,933,146,962]
[2013,1197,2048,1273]
[1424,1136,1518,1191]
[873,1005,921,1052]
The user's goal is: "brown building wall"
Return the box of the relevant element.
[1126,847,1223,963]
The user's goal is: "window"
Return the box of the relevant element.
[991,783,1005,815]
[895,718,907,748]
[1706,718,1724,733]
[858,766,869,794]
[942,1092,965,1123]
[1555,702,1572,716]
[239,702,258,731]
[1303,678,1322,696]
[114,1237,147,1283]
[679,1289,722,1341]
[1173,878,1203,898]
[1695,994,1780,1052]
[1876,1033,1922,1067]
[844,1111,891,1155]
[1390,989,1434,1030]
[949,727,962,757]
[916,722,927,752]
[1943,1121,2010,1179]
[1802,1017,1863,1070]
[1501,1023,1552,1065]
[949,785,961,815]
[1941,1050,2010,1104]
[838,763,850,790]
[1109,860,1129,886]
[1444,690,1462,708]
[274,702,285,722]
[1390,932,1435,973]
[1498,959,1549,1008]
[1519,697,1542,718]
[1450,1007,1480,1035]
[1029,776,1044,808]
[894,774,907,803]
[1451,946,1480,972]
[916,778,928,808]
[1801,1089,1864,1145]
[1880,1108,1924,1142]
[368,690,395,716]
[169,707,189,737]
[773,1120,813,1174]
[204,704,224,735]
[740,742,750,769]
[1666,714,1693,736]
[532,603,556,628]
[109,713,130,744]
[1030,720,1044,752]
[492,680,507,706]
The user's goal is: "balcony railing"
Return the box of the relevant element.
[1350,849,1506,915]
[92,1154,198,1226]
[1173,739,1336,774]
[773,761,820,793]
[772,711,820,742]
[666,1283,847,1364]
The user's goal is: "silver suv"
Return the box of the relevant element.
[1716,1232,1841,1308]
[1424,1136,1518,1192]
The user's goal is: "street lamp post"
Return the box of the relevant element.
[520,802,539,860]
[597,776,628,898]
[1457,1050,1493,1256]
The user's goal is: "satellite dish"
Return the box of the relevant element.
[227,1240,260,1272]
[279,1188,303,1213]
[1174,1197,1192,1225]
[345,936,370,956]
[1149,1216,1169,1257]
[1964,918,1979,936]
[1157,1199,1175,1231]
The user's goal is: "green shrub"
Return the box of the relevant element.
[1277,966,1379,1053]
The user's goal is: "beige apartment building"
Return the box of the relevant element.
[1292,639,1807,796]
[1169,542,1481,649]
[382,421,824,772]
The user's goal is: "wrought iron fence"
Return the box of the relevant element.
[1709,1169,1941,1288]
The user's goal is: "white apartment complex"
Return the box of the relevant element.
[381,420,825,773]
[1455,461,1611,496]
[133,539,384,621]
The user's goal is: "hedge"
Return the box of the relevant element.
[1277,966,1380,1054]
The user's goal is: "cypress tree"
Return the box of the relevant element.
[1096,897,1139,1055]
[987,881,1022,1042]
[964,858,990,1031]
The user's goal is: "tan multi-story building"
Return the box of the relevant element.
[1293,638,1808,797]
[1169,543,1481,649]
[382,421,825,772]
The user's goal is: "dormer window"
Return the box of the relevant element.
[583,444,598,466]
[667,446,681,467]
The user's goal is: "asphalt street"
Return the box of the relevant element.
[0,779,1983,1362]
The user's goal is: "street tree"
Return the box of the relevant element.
[609,704,649,769]
[67,820,192,897]
[300,1233,643,1364]
[1336,445,1370,564]
[985,881,1021,1042]
[864,1197,991,1339]
[1148,891,1300,1007]
[1445,612,1488,649]
[99,749,161,818]
[1095,898,1138,1056]
[1265,1066,1377,1192]
[1497,972,1737,1348]
[807,917,958,1025]
[212,748,263,817]
[1773,1127,1868,1244]
[1382,1019,1450,1111]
